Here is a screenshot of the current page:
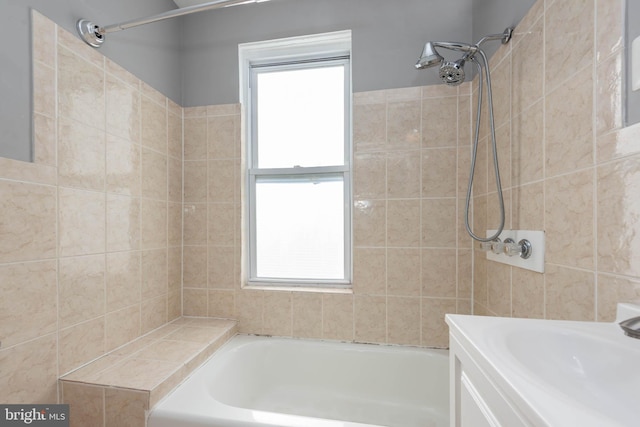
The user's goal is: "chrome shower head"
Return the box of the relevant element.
[439,58,466,86]
[415,42,444,69]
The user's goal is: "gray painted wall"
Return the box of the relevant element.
[180,0,475,106]
[627,0,640,125]
[0,0,182,162]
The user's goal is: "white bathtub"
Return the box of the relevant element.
[148,335,449,427]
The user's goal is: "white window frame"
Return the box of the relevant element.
[239,31,353,288]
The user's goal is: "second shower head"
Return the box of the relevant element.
[439,58,466,86]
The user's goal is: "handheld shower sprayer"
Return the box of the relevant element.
[415,28,513,242]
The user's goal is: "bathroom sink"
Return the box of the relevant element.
[498,323,640,424]
[447,309,640,427]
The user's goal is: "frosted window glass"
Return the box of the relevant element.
[255,178,344,280]
[256,66,345,168]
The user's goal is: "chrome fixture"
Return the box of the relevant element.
[415,28,513,242]
[479,238,532,259]
[77,0,269,48]
[619,316,640,339]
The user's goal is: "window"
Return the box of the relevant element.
[239,31,352,287]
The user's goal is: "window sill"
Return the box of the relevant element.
[242,283,353,294]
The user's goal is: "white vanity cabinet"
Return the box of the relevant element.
[449,331,533,427]
[446,309,640,427]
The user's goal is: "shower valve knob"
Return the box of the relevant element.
[503,238,532,259]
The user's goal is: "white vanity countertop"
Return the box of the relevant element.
[446,313,640,427]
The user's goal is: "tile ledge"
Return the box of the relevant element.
[59,317,237,401]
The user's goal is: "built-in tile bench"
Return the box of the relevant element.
[59,317,237,427]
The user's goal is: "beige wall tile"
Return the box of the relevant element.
[292,292,322,339]
[33,113,57,167]
[106,74,141,143]
[263,291,292,336]
[422,298,456,348]
[545,67,594,177]
[491,55,511,128]
[422,148,457,198]
[107,194,140,252]
[596,0,624,62]
[208,246,235,289]
[141,199,168,250]
[354,152,386,199]
[387,199,420,247]
[353,199,386,247]
[596,121,640,163]
[545,264,595,321]
[208,159,235,202]
[512,181,544,230]
[545,169,595,269]
[58,187,105,257]
[63,383,105,427]
[544,0,594,94]
[58,117,105,191]
[421,199,457,248]
[0,180,56,263]
[353,103,386,153]
[322,293,354,341]
[168,112,183,161]
[184,160,208,203]
[422,96,457,148]
[59,254,106,328]
[208,203,235,246]
[597,155,640,277]
[106,134,141,197]
[596,52,623,137]
[511,269,544,319]
[106,305,141,352]
[235,290,263,334]
[387,296,420,346]
[183,246,208,288]
[387,248,421,297]
[422,249,457,298]
[512,17,544,116]
[59,317,105,375]
[184,204,208,245]
[487,262,511,317]
[387,101,421,150]
[141,295,167,334]
[0,334,58,404]
[141,148,168,201]
[32,11,56,66]
[387,150,421,199]
[33,61,56,118]
[57,46,104,129]
[184,288,208,316]
[354,295,386,344]
[184,118,207,160]
[141,96,167,154]
[208,115,237,159]
[353,248,386,295]
[208,290,235,318]
[106,251,141,313]
[105,388,148,427]
[168,202,183,247]
[0,261,57,348]
[142,249,168,300]
[597,274,640,321]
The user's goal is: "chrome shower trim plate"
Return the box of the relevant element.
[77,19,105,48]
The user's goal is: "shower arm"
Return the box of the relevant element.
[77,0,265,48]
[430,28,513,58]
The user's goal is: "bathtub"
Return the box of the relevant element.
[148,335,449,427]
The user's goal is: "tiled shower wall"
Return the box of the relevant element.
[0,12,182,403]
[183,84,474,348]
[472,0,640,321]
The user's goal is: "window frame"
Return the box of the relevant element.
[239,32,353,288]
